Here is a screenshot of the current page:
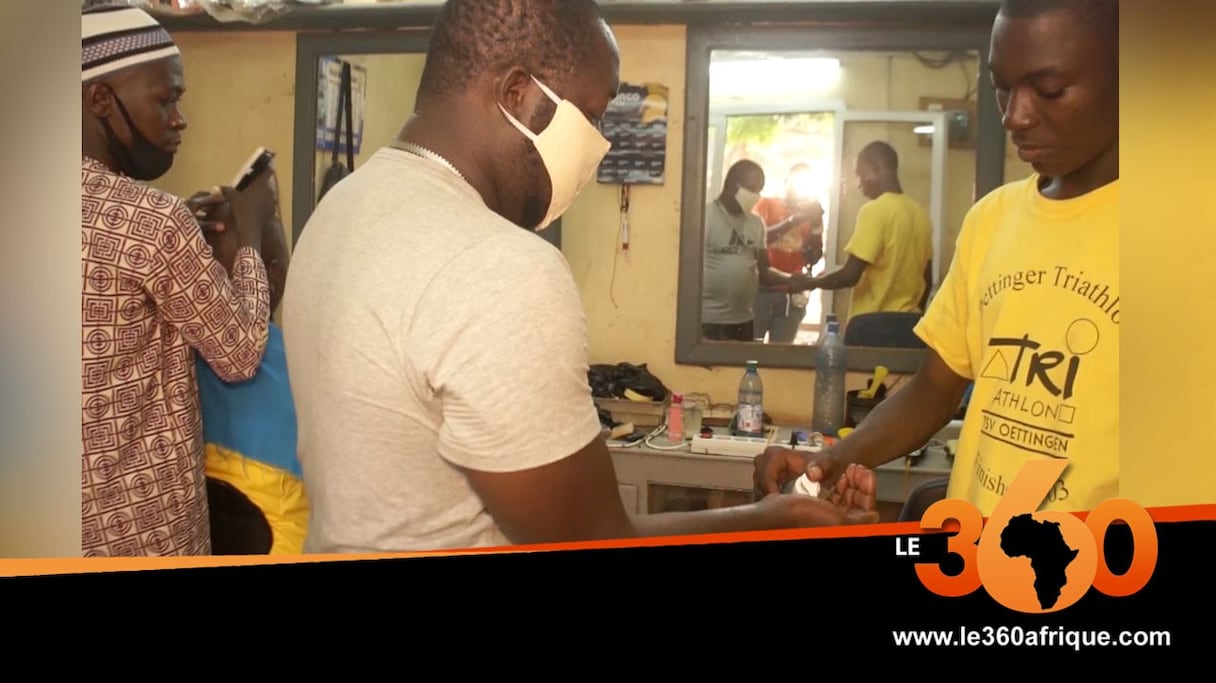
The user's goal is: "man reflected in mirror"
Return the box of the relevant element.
[702,160,815,341]
[753,163,826,344]
[805,141,934,320]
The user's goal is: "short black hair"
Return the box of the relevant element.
[998,0,1118,63]
[725,159,764,188]
[417,0,609,101]
[859,141,898,173]
[999,0,1116,25]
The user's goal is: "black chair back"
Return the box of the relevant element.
[897,477,951,523]
[843,311,927,349]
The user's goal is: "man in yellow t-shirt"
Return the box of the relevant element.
[806,141,934,318]
[753,0,1119,518]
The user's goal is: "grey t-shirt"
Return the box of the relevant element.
[702,200,765,325]
[281,147,604,554]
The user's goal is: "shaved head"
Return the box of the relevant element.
[418,0,611,102]
[858,141,898,173]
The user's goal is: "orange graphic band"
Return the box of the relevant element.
[1,499,1209,578]
[915,460,1161,613]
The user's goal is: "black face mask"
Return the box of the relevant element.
[98,86,175,181]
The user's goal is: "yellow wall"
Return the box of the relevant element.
[157,31,298,241]
[156,26,1030,425]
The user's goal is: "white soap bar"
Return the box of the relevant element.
[793,473,821,498]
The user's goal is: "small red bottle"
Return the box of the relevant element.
[668,393,685,442]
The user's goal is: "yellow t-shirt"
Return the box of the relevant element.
[844,192,935,318]
[914,175,1119,516]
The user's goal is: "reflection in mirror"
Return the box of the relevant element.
[305,50,563,250]
[697,48,980,352]
[312,52,427,207]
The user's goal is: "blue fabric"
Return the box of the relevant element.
[196,323,302,479]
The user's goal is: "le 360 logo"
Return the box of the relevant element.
[912,460,1158,613]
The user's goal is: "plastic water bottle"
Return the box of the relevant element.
[812,315,847,436]
[734,361,764,437]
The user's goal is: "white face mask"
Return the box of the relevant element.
[498,76,612,231]
[735,187,761,214]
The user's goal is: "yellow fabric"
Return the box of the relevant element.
[844,192,934,317]
[204,444,310,555]
[914,175,1119,516]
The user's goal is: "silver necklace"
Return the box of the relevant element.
[392,139,467,184]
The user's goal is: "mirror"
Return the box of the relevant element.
[311,52,426,208]
[703,49,971,346]
[678,26,1007,373]
[291,33,564,250]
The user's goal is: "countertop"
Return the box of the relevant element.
[607,422,957,506]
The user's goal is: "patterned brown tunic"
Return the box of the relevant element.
[81,156,270,557]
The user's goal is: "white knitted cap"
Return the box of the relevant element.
[82,5,181,83]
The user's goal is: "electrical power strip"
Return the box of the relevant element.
[689,434,821,458]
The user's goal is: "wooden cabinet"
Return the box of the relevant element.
[610,448,755,516]
[618,483,640,515]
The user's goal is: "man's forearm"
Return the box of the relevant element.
[810,269,857,291]
[765,218,798,243]
[822,373,962,471]
[631,503,793,538]
[761,268,794,287]
[766,217,796,234]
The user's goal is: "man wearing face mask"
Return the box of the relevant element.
[282,0,881,555]
[81,4,277,556]
[702,160,817,342]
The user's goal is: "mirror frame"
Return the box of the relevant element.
[292,31,427,247]
[676,22,1007,375]
[291,31,564,250]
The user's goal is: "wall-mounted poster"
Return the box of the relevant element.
[597,82,669,186]
[315,56,368,156]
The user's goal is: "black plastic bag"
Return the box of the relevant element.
[597,407,618,429]
[587,362,670,402]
